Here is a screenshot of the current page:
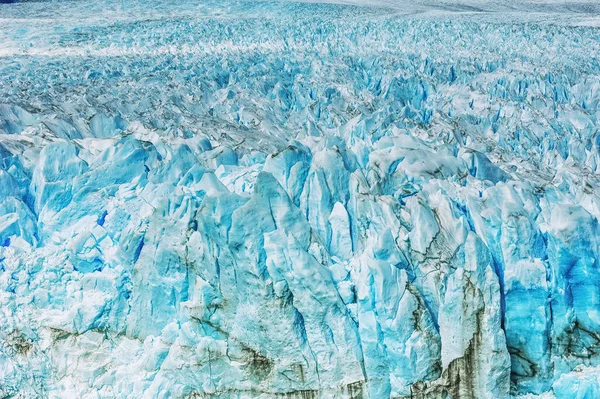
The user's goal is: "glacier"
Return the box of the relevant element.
[1,0,600,397]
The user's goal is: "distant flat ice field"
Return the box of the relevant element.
[1,0,599,24]
[295,0,600,25]
[0,0,599,60]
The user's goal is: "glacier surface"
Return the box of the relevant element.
[1,0,600,397]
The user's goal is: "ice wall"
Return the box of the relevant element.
[1,0,600,398]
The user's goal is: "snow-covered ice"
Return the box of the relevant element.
[1,0,600,397]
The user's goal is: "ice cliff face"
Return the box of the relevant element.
[2,0,600,398]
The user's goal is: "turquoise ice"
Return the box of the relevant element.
[1,0,600,397]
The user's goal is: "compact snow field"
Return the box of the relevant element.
[1,0,600,397]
